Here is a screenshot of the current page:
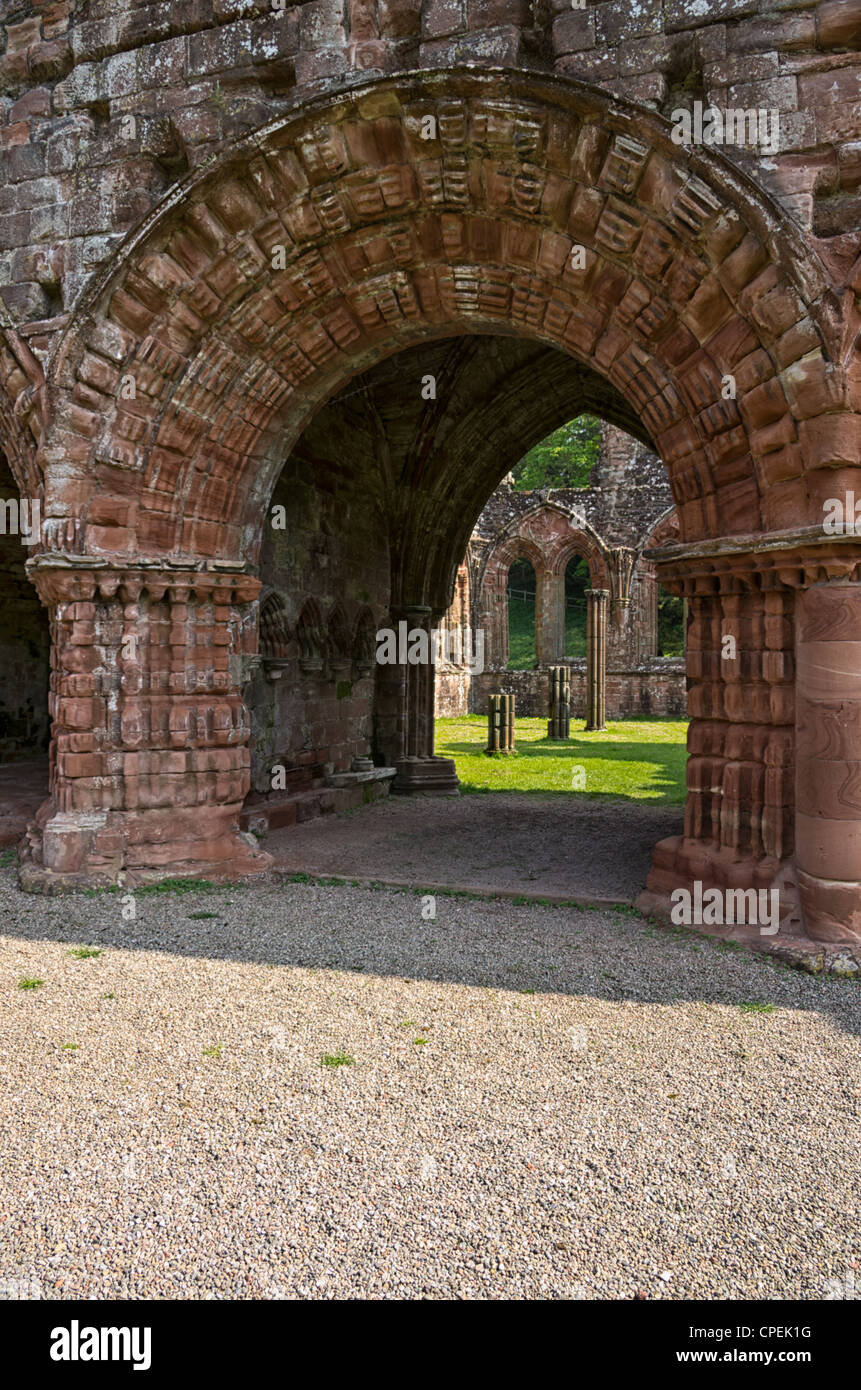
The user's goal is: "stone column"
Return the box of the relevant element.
[19,561,270,891]
[390,606,459,795]
[795,582,861,942]
[585,588,609,732]
[547,666,570,740]
[537,569,564,665]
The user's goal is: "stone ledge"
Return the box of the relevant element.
[326,766,397,788]
[636,889,861,977]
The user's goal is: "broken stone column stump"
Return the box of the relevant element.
[485,693,516,755]
[547,666,571,740]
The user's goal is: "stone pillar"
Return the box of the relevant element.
[539,569,565,665]
[19,562,271,891]
[795,582,861,942]
[485,693,516,754]
[391,606,459,795]
[547,666,570,740]
[585,588,609,732]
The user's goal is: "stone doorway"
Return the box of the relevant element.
[9,69,860,947]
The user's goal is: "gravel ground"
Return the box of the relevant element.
[0,868,859,1301]
[266,792,684,902]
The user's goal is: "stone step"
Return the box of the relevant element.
[239,768,396,836]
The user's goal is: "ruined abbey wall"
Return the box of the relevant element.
[1,1,860,943]
[0,1,858,345]
[436,420,687,718]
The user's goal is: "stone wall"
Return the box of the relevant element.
[0,2,857,338]
[245,430,391,795]
[0,455,49,758]
[439,659,686,718]
[437,421,686,716]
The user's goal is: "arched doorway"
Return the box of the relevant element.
[11,68,860,943]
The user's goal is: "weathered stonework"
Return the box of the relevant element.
[0,7,858,941]
[436,420,687,718]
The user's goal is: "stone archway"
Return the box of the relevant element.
[13,67,861,942]
[480,532,550,670]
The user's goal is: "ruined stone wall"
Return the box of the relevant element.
[0,1,858,341]
[246,440,390,794]
[435,420,686,715]
[471,420,672,552]
[461,658,686,717]
[0,453,49,757]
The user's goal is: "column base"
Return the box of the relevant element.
[638,841,861,970]
[392,756,460,796]
[18,802,272,894]
[797,869,861,943]
[638,835,803,932]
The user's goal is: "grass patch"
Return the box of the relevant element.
[202,1043,223,1058]
[18,976,44,990]
[435,714,687,804]
[137,878,218,896]
[321,1051,354,1068]
[187,911,218,920]
[739,1001,777,1014]
[61,1042,80,1051]
[80,877,219,898]
[0,848,15,868]
[67,946,103,959]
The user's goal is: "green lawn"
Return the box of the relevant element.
[435,715,688,804]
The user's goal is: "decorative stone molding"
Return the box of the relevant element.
[609,547,637,629]
[295,598,325,675]
[18,560,269,892]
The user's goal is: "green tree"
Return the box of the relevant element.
[511,415,601,491]
[658,588,685,657]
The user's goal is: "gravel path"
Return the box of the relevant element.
[1,869,859,1301]
[267,793,684,902]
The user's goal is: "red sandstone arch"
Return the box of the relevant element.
[479,533,545,670]
[478,502,613,668]
[39,67,856,571]
[641,506,680,556]
[543,518,612,590]
[18,66,861,949]
[0,323,45,504]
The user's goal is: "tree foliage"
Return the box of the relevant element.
[658,589,686,657]
[511,415,601,491]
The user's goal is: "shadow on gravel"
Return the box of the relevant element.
[2,870,860,1041]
